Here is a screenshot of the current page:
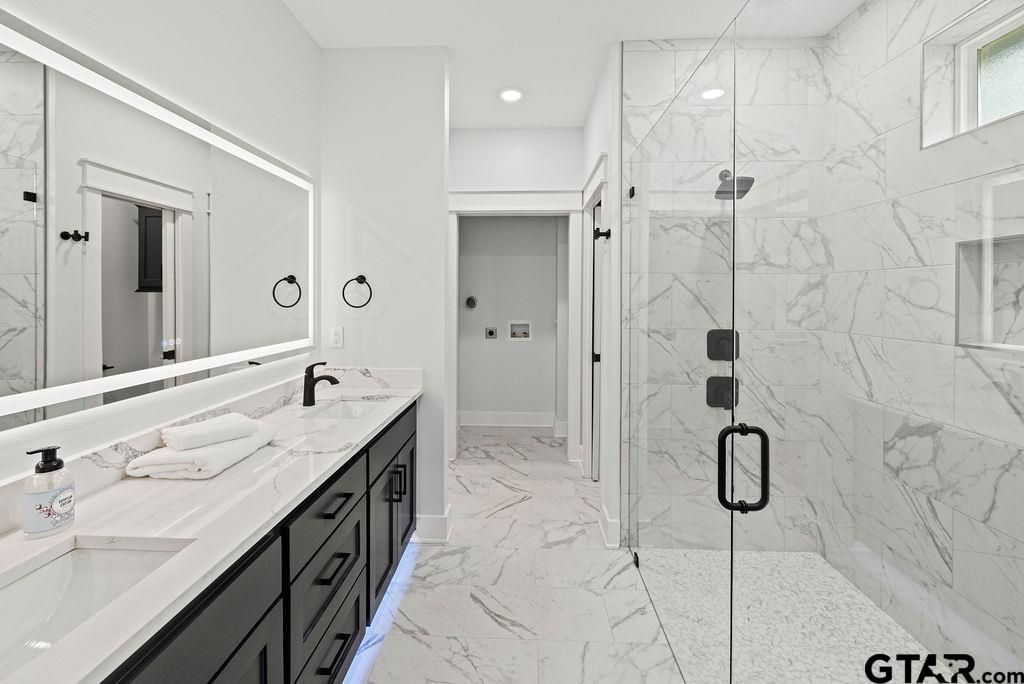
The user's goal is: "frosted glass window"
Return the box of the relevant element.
[978,22,1024,125]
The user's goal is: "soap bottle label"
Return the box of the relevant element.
[23,485,75,534]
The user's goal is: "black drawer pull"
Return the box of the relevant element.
[316,631,353,676]
[314,552,352,587]
[321,492,353,520]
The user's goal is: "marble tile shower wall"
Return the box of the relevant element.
[623,0,1024,669]
[0,47,44,431]
[817,0,1024,668]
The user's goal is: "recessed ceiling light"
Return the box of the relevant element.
[499,88,523,103]
[701,88,725,100]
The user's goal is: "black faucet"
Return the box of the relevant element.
[303,362,339,406]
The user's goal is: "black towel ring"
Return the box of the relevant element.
[342,274,373,308]
[272,275,302,308]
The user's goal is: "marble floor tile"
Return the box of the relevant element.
[410,545,536,586]
[349,426,678,682]
[387,583,470,637]
[602,587,668,644]
[450,491,533,519]
[366,634,539,684]
[463,585,614,641]
[537,641,683,684]
[474,518,608,550]
[533,549,639,590]
[529,493,601,522]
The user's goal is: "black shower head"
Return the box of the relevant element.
[715,170,755,200]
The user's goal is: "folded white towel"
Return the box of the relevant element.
[128,421,277,480]
[160,413,260,451]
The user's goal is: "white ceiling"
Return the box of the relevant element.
[283,0,865,129]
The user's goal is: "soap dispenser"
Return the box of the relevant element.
[23,446,75,539]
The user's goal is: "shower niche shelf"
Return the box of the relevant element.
[957,233,1024,351]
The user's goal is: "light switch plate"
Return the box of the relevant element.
[330,326,344,349]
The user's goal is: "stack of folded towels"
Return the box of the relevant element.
[126,413,277,480]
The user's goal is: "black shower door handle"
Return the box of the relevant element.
[717,423,769,514]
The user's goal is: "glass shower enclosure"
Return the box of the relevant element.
[623,0,1024,680]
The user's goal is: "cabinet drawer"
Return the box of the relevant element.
[368,405,416,485]
[290,500,366,681]
[296,569,367,684]
[287,452,367,581]
[116,536,282,683]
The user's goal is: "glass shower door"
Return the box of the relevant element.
[624,19,739,683]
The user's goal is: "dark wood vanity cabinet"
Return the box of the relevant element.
[105,402,417,684]
[366,407,417,622]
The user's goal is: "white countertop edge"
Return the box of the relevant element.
[2,388,421,683]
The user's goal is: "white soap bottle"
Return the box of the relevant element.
[23,446,75,539]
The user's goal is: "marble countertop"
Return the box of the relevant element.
[0,383,421,683]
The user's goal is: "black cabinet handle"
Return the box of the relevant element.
[321,492,353,520]
[396,463,408,496]
[316,631,353,676]
[717,423,770,514]
[386,471,403,504]
[314,552,353,587]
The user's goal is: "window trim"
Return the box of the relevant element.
[956,6,1024,133]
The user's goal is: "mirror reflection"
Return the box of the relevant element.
[0,41,310,429]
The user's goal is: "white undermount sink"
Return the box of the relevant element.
[316,400,387,420]
[0,535,192,679]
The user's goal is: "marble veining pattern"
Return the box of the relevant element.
[0,48,44,408]
[346,427,681,683]
[623,0,1024,674]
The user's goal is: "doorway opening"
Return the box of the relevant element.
[99,196,175,404]
[457,215,569,432]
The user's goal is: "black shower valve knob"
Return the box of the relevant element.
[59,229,90,242]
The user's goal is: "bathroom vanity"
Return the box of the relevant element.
[110,403,417,684]
[0,382,421,683]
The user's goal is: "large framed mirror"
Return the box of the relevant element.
[0,14,315,430]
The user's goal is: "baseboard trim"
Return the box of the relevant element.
[412,504,451,544]
[553,420,568,437]
[459,411,554,428]
[600,503,620,549]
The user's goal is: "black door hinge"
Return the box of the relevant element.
[592,352,601,363]
[593,228,611,240]
[23,191,37,202]
[633,551,640,568]
[628,186,636,199]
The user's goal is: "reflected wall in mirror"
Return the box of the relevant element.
[0,31,313,430]
[0,43,44,429]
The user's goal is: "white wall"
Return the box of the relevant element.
[320,47,450,540]
[450,128,583,192]
[208,148,309,355]
[458,216,565,424]
[582,45,619,178]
